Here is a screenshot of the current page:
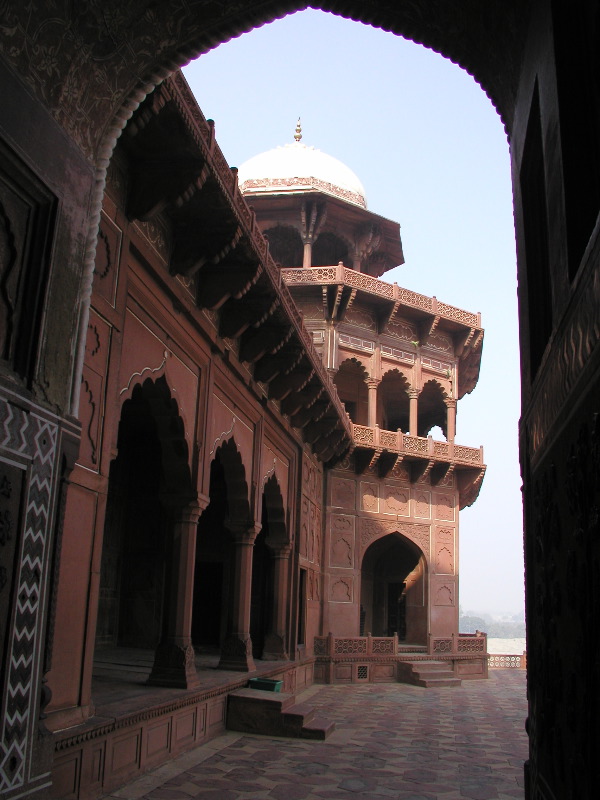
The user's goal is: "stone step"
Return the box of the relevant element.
[227,688,335,739]
[397,660,462,688]
[300,715,336,740]
[282,702,316,735]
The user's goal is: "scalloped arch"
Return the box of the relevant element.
[212,437,252,529]
[336,355,370,376]
[118,376,193,499]
[381,365,412,385]
[262,474,290,547]
[420,376,449,399]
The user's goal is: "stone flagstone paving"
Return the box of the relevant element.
[105,671,527,800]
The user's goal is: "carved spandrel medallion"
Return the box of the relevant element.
[360,518,430,557]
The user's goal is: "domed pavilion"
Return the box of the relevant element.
[238,120,404,276]
[239,124,486,675]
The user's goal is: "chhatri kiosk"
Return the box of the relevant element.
[239,122,486,682]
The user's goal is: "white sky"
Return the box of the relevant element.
[183,8,524,616]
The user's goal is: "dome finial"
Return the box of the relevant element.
[294,118,302,142]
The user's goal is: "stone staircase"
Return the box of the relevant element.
[397,660,462,688]
[227,688,335,739]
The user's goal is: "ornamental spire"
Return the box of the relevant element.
[294,118,302,142]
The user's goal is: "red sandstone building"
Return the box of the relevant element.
[1,4,599,800]
[41,77,487,797]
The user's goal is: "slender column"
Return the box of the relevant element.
[148,499,204,689]
[445,399,457,442]
[408,389,419,436]
[263,545,292,660]
[367,378,380,428]
[303,241,312,267]
[218,523,259,672]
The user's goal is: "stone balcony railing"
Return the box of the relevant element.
[282,265,482,329]
[351,424,484,466]
[488,653,527,669]
[314,632,487,658]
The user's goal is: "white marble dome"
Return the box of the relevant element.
[238,128,367,209]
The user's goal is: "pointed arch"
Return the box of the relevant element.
[334,356,369,424]
[360,532,427,644]
[212,437,252,529]
[418,378,448,438]
[264,224,304,267]
[262,474,289,548]
[313,230,351,267]
[379,368,411,432]
[127,376,193,497]
[96,376,192,652]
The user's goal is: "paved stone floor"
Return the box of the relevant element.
[106,671,527,800]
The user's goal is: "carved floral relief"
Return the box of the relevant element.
[330,515,355,567]
[435,493,455,521]
[361,481,379,512]
[414,491,431,518]
[330,577,353,603]
[331,476,355,510]
[435,546,454,574]
[434,584,455,606]
[383,485,410,516]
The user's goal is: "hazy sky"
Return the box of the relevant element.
[183,9,524,616]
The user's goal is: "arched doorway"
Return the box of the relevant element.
[192,456,231,651]
[418,379,447,438]
[95,377,195,683]
[264,225,304,267]
[250,506,272,659]
[334,358,369,424]
[379,369,410,432]
[96,384,166,650]
[250,476,291,660]
[193,438,256,672]
[361,534,426,645]
[2,4,596,800]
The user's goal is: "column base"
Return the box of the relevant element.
[218,635,256,672]
[262,633,289,661]
[147,642,201,689]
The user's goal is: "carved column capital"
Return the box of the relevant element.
[444,398,457,409]
[226,521,260,545]
[407,388,419,399]
[271,544,292,560]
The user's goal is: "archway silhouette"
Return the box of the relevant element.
[334,357,370,425]
[95,377,192,655]
[361,533,426,644]
[379,368,411,432]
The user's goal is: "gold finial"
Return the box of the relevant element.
[294,118,302,142]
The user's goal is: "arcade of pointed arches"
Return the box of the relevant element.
[334,357,453,438]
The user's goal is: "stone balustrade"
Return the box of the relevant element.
[351,423,484,466]
[282,265,482,329]
[488,653,527,669]
[314,631,488,658]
